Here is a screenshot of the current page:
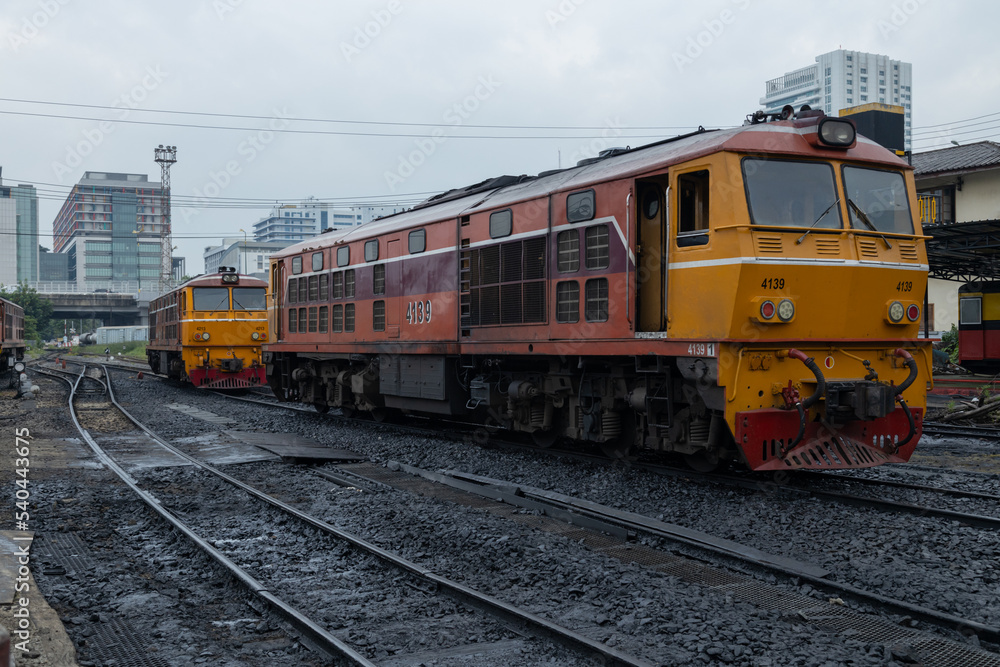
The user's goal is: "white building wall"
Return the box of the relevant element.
[0,199,17,286]
[955,171,1000,222]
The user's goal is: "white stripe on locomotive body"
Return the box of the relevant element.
[668,257,928,272]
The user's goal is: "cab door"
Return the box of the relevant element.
[636,179,668,332]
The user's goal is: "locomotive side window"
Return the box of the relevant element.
[308,275,318,301]
[319,274,329,300]
[312,252,323,272]
[345,269,356,298]
[567,190,596,223]
[585,225,610,270]
[291,256,302,274]
[373,300,386,331]
[308,307,318,333]
[345,303,356,332]
[490,210,513,238]
[365,240,379,261]
[333,272,344,299]
[298,309,307,333]
[960,297,982,326]
[288,279,298,304]
[842,166,914,235]
[298,279,307,303]
[557,230,579,273]
[288,308,298,333]
[337,246,350,267]
[585,278,609,322]
[409,229,426,253]
[193,287,229,311]
[319,306,328,333]
[743,158,840,229]
[678,170,710,243]
[332,305,343,332]
[556,281,580,323]
[373,264,386,295]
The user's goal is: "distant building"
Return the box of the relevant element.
[8,184,38,283]
[913,141,1000,333]
[52,171,169,289]
[0,190,15,286]
[251,200,406,243]
[203,238,291,279]
[39,247,70,282]
[172,257,186,282]
[760,49,912,151]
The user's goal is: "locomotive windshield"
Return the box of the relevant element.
[742,158,841,229]
[192,287,229,311]
[842,166,913,235]
[232,287,266,311]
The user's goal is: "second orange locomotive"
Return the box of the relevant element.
[147,267,268,389]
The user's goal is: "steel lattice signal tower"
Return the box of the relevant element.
[154,145,177,289]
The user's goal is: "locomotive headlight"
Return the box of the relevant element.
[13,361,25,373]
[201,332,211,341]
[906,304,920,322]
[251,332,260,340]
[759,300,776,320]
[888,301,905,323]
[777,299,795,322]
[818,118,856,147]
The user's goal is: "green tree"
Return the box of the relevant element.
[2,282,55,341]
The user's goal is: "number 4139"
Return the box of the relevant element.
[406,300,432,324]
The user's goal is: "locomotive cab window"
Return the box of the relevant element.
[365,240,379,261]
[337,246,349,267]
[677,170,710,247]
[232,287,265,310]
[842,166,914,235]
[192,287,229,311]
[743,158,841,230]
[311,252,323,272]
[291,256,302,275]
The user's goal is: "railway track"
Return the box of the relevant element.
[40,364,651,666]
[922,420,1000,439]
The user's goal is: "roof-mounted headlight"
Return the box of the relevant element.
[818,118,856,147]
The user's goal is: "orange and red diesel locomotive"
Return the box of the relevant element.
[264,108,932,471]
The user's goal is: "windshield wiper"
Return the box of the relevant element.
[796,198,840,245]
[848,198,892,249]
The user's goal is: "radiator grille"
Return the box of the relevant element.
[755,234,783,254]
[857,238,880,258]
[461,237,546,327]
[898,241,919,261]
[814,237,841,255]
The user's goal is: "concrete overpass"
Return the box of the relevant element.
[42,292,143,326]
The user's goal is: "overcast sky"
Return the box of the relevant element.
[1,0,997,274]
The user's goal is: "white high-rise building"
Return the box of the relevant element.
[760,49,912,151]
[252,200,407,243]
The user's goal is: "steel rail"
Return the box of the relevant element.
[369,461,1000,645]
[37,366,376,667]
[97,365,651,667]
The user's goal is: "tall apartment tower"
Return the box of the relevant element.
[52,172,167,290]
[11,184,39,282]
[759,49,912,151]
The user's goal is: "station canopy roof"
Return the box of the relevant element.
[924,219,1000,282]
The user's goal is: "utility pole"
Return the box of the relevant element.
[154,145,177,293]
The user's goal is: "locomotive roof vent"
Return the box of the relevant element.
[219,266,237,273]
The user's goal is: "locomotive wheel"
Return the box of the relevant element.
[684,450,722,473]
[531,429,559,448]
[312,402,330,414]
